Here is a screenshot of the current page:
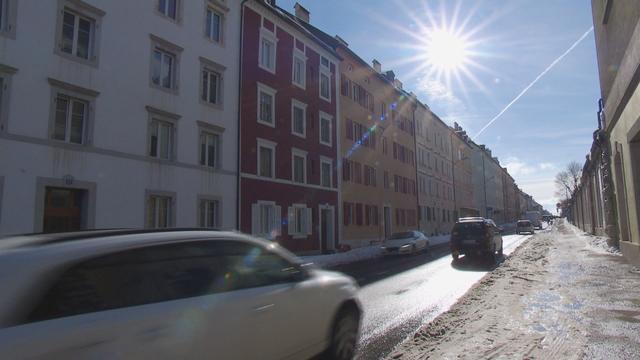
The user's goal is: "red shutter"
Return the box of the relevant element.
[356,204,363,225]
[346,119,353,140]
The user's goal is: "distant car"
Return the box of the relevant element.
[381,231,429,255]
[0,229,361,360]
[450,217,503,262]
[516,219,535,234]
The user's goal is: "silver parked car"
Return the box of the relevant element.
[0,229,361,360]
[381,231,430,255]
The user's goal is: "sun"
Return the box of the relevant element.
[424,28,470,72]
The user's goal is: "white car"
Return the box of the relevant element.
[0,229,361,360]
[381,231,430,255]
[516,219,535,234]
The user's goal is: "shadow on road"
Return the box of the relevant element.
[450,254,505,272]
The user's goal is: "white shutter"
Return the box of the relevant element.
[306,208,313,235]
[273,205,282,237]
[251,204,259,235]
[287,207,294,235]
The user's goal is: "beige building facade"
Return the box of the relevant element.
[592,0,640,264]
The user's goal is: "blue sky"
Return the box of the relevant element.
[277,0,601,213]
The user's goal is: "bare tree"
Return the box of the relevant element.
[555,161,582,201]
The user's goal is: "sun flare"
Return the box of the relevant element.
[424,28,469,72]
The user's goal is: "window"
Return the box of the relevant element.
[257,139,276,178]
[205,7,223,43]
[343,202,353,226]
[149,119,175,160]
[0,0,17,38]
[158,0,178,20]
[56,1,104,64]
[201,67,221,105]
[291,100,307,137]
[320,72,331,102]
[319,112,332,146]
[199,198,219,228]
[252,201,281,238]
[382,137,388,155]
[257,83,276,127]
[146,193,174,228]
[292,149,307,184]
[52,94,88,144]
[380,102,387,120]
[150,35,182,92]
[384,171,389,189]
[199,131,219,168]
[152,49,175,89]
[342,159,351,182]
[292,49,306,88]
[288,205,311,237]
[320,157,332,188]
[259,28,277,73]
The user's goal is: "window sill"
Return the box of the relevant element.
[150,83,179,95]
[257,119,276,128]
[292,82,306,90]
[204,36,225,48]
[154,11,182,25]
[258,64,276,75]
[291,234,308,239]
[292,131,306,139]
[200,99,224,111]
[54,49,99,68]
[148,156,176,164]
[320,96,332,103]
[320,140,332,147]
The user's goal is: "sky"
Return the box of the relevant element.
[277,0,601,213]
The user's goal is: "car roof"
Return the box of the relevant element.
[0,228,233,252]
[457,217,487,223]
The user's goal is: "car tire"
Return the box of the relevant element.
[326,307,360,360]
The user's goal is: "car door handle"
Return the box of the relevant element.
[253,304,275,313]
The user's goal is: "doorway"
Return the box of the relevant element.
[43,187,87,233]
[383,206,391,240]
[319,205,335,253]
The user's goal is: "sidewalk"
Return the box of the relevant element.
[387,220,640,359]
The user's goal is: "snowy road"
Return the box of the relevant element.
[332,233,533,359]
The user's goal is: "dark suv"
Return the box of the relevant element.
[450,217,503,261]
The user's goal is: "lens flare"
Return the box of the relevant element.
[424,28,469,72]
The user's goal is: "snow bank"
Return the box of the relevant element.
[565,221,621,256]
[300,245,382,267]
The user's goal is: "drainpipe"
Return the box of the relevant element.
[449,130,456,220]
[236,0,250,231]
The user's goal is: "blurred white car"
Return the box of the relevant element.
[381,231,430,255]
[0,229,361,360]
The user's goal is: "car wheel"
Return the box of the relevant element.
[326,308,359,360]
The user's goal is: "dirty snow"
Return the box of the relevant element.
[565,221,621,256]
[300,245,382,267]
[386,220,640,359]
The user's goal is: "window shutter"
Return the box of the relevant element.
[356,204,363,226]
[346,118,353,140]
[393,143,397,159]
[273,205,282,237]
[365,205,370,225]
[287,207,294,235]
[343,202,349,225]
[251,204,260,234]
[306,208,313,235]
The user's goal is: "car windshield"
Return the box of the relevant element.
[389,231,415,240]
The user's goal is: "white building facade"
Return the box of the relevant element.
[0,0,240,234]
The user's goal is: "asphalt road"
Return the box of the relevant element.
[332,233,533,360]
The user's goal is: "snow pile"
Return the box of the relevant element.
[300,245,382,267]
[565,221,621,256]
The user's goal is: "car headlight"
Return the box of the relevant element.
[400,244,412,249]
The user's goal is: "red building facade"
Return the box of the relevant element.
[239,1,340,254]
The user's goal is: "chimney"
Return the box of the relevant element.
[394,79,403,89]
[294,2,310,23]
[265,0,276,6]
[385,70,395,82]
[372,59,381,73]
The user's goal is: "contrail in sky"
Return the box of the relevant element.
[473,26,594,140]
